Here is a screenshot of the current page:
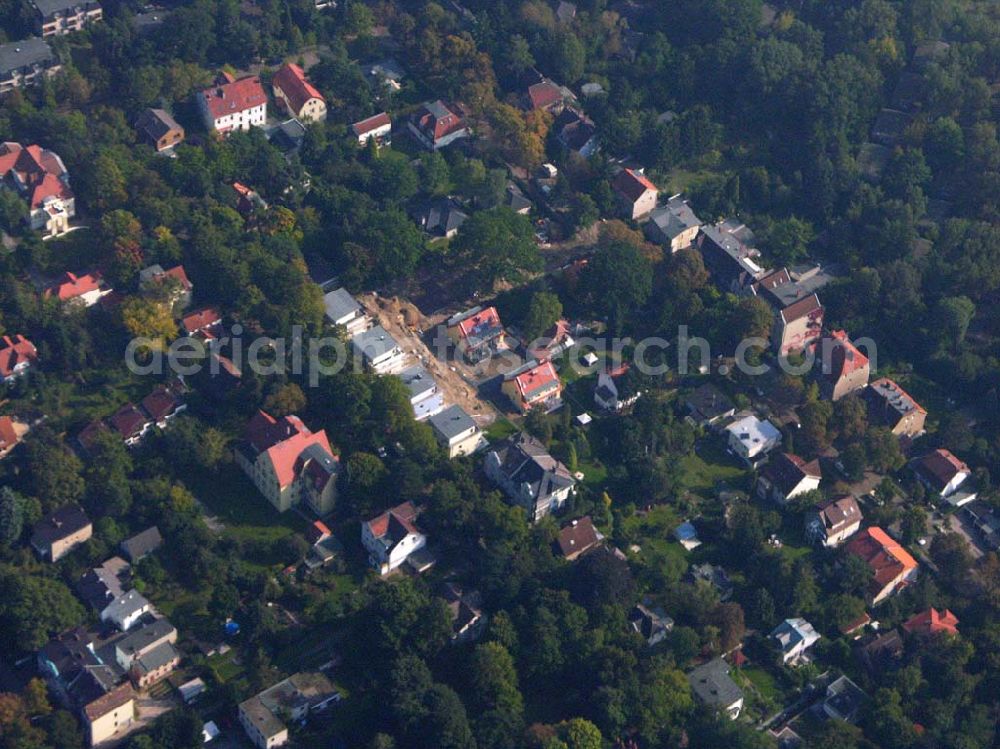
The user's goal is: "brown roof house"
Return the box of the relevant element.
[135,108,184,152]
[441,582,486,643]
[612,167,658,220]
[361,501,429,576]
[817,330,870,401]
[806,495,862,548]
[863,378,927,438]
[31,504,92,561]
[408,100,469,150]
[911,449,976,506]
[555,516,603,560]
[755,452,821,506]
[753,268,824,356]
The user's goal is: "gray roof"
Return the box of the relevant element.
[121,526,162,561]
[31,0,99,18]
[240,695,286,740]
[102,590,149,623]
[688,658,743,709]
[0,37,56,77]
[429,404,476,440]
[649,197,701,240]
[425,99,451,120]
[133,641,179,675]
[352,325,401,361]
[114,618,176,659]
[135,109,181,142]
[398,365,437,400]
[323,287,362,324]
[31,504,90,547]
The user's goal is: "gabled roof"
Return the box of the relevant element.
[305,520,331,545]
[108,403,149,439]
[31,504,90,546]
[140,385,183,422]
[649,197,701,240]
[770,617,820,654]
[527,80,563,110]
[121,526,162,561]
[508,359,560,400]
[913,449,969,491]
[365,501,420,543]
[272,62,325,114]
[823,330,869,379]
[0,334,38,378]
[612,168,657,203]
[243,410,336,490]
[414,100,465,141]
[760,452,821,497]
[0,142,72,209]
[135,108,183,142]
[140,264,192,291]
[488,432,575,503]
[181,306,222,335]
[102,589,149,623]
[845,526,918,594]
[83,683,135,722]
[779,293,823,324]
[815,495,862,536]
[688,658,743,709]
[902,607,958,636]
[451,306,503,342]
[45,271,104,301]
[556,516,601,558]
[351,112,391,137]
[0,416,19,452]
[866,378,926,418]
[199,76,266,120]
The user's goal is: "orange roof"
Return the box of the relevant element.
[613,168,657,202]
[200,76,266,121]
[181,306,222,335]
[244,410,335,489]
[0,334,37,378]
[0,142,73,209]
[456,306,502,339]
[902,607,959,636]
[513,360,560,399]
[45,271,104,301]
[272,63,325,114]
[827,330,869,377]
[366,501,419,541]
[845,526,918,594]
[0,416,19,451]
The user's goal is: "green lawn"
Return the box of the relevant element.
[485,416,518,442]
[677,442,748,496]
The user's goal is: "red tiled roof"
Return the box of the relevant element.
[181,307,222,335]
[352,112,391,136]
[613,168,657,203]
[513,360,560,400]
[108,403,149,439]
[0,142,73,209]
[199,76,266,121]
[527,80,563,110]
[0,335,38,378]
[140,385,182,422]
[845,527,918,594]
[159,265,192,290]
[415,100,465,142]
[456,306,502,339]
[272,63,324,115]
[902,607,959,636]
[244,410,335,489]
[914,449,969,491]
[0,416,19,451]
[45,271,104,301]
[366,501,419,540]
[305,520,331,545]
[826,330,868,377]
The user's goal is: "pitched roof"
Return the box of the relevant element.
[121,526,162,561]
[488,432,576,504]
[83,683,135,722]
[351,112,391,136]
[556,516,601,558]
[613,168,657,203]
[414,100,465,141]
[305,520,331,545]
[365,501,420,542]
[913,449,969,491]
[108,403,149,439]
[527,80,563,110]
[140,385,183,423]
[451,306,503,342]
[140,264,192,291]
[0,334,38,378]
[779,292,823,324]
[0,142,72,209]
[135,108,183,142]
[31,504,90,546]
[649,197,701,240]
[688,658,743,709]
[0,416,19,452]
[902,607,959,636]
[181,306,222,335]
[760,452,821,497]
[272,62,324,114]
[845,526,918,594]
[243,410,336,489]
[824,330,869,379]
[815,495,862,536]
[45,271,104,301]
[102,589,149,622]
[866,378,926,418]
[199,76,266,121]
[509,360,560,400]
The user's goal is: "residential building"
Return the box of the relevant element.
[113,617,179,687]
[554,108,598,156]
[351,112,391,146]
[233,181,268,216]
[524,78,566,112]
[303,521,343,572]
[32,0,101,35]
[239,673,340,749]
[134,108,184,152]
[594,366,641,412]
[31,504,92,561]
[196,74,267,135]
[140,383,186,429]
[502,359,563,413]
[412,198,468,238]
[688,658,744,720]
[271,62,326,122]
[725,414,781,464]
[361,501,428,575]
[817,330,870,400]
[178,677,206,704]
[120,526,162,562]
[806,496,862,548]
[235,410,339,515]
[100,590,151,631]
[963,500,1000,552]
[857,629,904,674]
[526,319,573,361]
[769,618,821,664]
[441,582,485,643]
[138,263,193,309]
[697,220,764,294]
[270,117,307,155]
[408,100,468,150]
[673,521,701,551]
[351,325,407,374]
[912,448,975,504]
[755,452,821,505]
[822,675,867,723]
[0,334,38,383]
[504,182,532,214]
[864,378,927,438]
[684,383,735,428]
[108,403,152,447]
[484,432,576,522]
[844,526,919,604]
[612,168,658,220]
[0,141,74,236]
[629,603,674,646]
[181,306,223,339]
[555,516,602,560]
[428,404,487,458]
[323,287,368,336]
[399,364,445,421]
[446,306,506,363]
[0,415,25,457]
[753,268,824,356]
[645,196,702,252]
[44,271,111,307]
[77,556,130,612]
[0,37,61,93]
[83,684,136,747]
[902,607,959,637]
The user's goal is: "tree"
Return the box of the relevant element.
[23,678,50,717]
[454,207,542,291]
[549,31,585,82]
[0,488,25,548]
[931,532,973,588]
[263,383,306,417]
[900,506,927,545]
[25,434,85,511]
[504,35,535,76]
[585,241,653,332]
[710,602,746,652]
[120,298,177,351]
[522,291,563,342]
[763,217,814,265]
[935,296,975,351]
[0,572,86,651]
[468,642,524,720]
[560,718,603,749]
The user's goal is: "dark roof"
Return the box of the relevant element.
[121,526,162,561]
[135,108,182,142]
[0,38,56,77]
[555,516,601,558]
[31,504,90,547]
[688,658,743,709]
[489,432,575,504]
[912,449,968,491]
[685,383,735,422]
[814,495,862,536]
[32,0,99,17]
[429,404,476,440]
[760,452,821,496]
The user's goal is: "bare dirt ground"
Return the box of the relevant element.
[356,293,499,426]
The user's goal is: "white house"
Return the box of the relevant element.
[351,112,392,146]
[428,405,487,458]
[912,449,976,505]
[769,618,821,664]
[351,325,408,375]
[594,368,641,412]
[755,452,821,505]
[806,495,863,548]
[725,415,781,464]
[361,501,427,575]
[398,364,445,421]
[323,287,369,337]
[196,74,267,135]
[100,590,151,632]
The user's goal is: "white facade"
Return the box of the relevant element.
[726,415,781,462]
[197,98,266,135]
[361,521,426,576]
